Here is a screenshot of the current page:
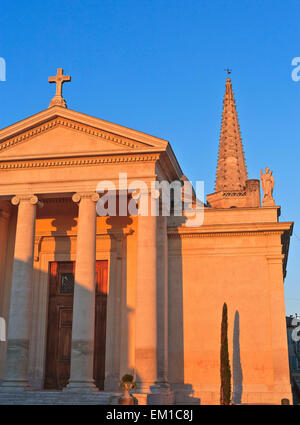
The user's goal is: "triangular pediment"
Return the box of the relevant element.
[0,106,169,160]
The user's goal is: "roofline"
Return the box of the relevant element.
[0,106,169,148]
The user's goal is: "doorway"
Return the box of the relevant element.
[44,260,108,389]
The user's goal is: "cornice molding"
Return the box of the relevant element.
[168,231,284,239]
[266,254,285,264]
[168,222,293,238]
[0,152,160,170]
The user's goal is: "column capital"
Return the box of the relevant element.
[131,188,160,201]
[108,229,134,259]
[108,228,134,240]
[131,188,160,217]
[72,192,99,203]
[11,195,43,208]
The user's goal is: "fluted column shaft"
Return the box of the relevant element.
[67,192,99,391]
[2,195,40,389]
[156,214,169,387]
[135,191,158,392]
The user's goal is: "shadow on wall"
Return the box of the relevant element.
[232,310,243,404]
[52,214,76,262]
[105,213,133,391]
[167,221,200,405]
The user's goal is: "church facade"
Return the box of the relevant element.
[0,70,293,404]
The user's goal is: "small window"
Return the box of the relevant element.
[60,273,74,293]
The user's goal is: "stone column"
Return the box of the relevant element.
[0,203,11,380]
[0,203,11,317]
[135,191,157,394]
[1,195,41,389]
[156,214,170,389]
[135,191,173,404]
[105,232,123,390]
[66,192,99,391]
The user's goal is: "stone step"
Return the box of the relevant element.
[0,390,121,405]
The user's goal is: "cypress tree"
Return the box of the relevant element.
[220,302,231,405]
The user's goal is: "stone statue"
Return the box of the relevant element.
[260,167,275,206]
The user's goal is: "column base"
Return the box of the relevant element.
[134,383,174,405]
[64,380,99,393]
[133,390,174,405]
[0,381,31,392]
[1,339,31,392]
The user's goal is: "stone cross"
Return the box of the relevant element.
[48,68,71,108]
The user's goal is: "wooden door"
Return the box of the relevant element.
[44,260,108,390]
[45,261,75,389]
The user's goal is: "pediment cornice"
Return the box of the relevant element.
[0,106,169,150]
[0,116,155,155]
[0,106,183,181]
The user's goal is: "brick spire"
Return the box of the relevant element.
[215,78,247,192]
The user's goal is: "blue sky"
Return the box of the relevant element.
[0,0,299,314]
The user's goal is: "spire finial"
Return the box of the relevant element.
[224,67,232,76]
[214,76,248,192]
[48,68,71,108]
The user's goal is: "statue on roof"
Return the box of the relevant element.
[261,167,275,206]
